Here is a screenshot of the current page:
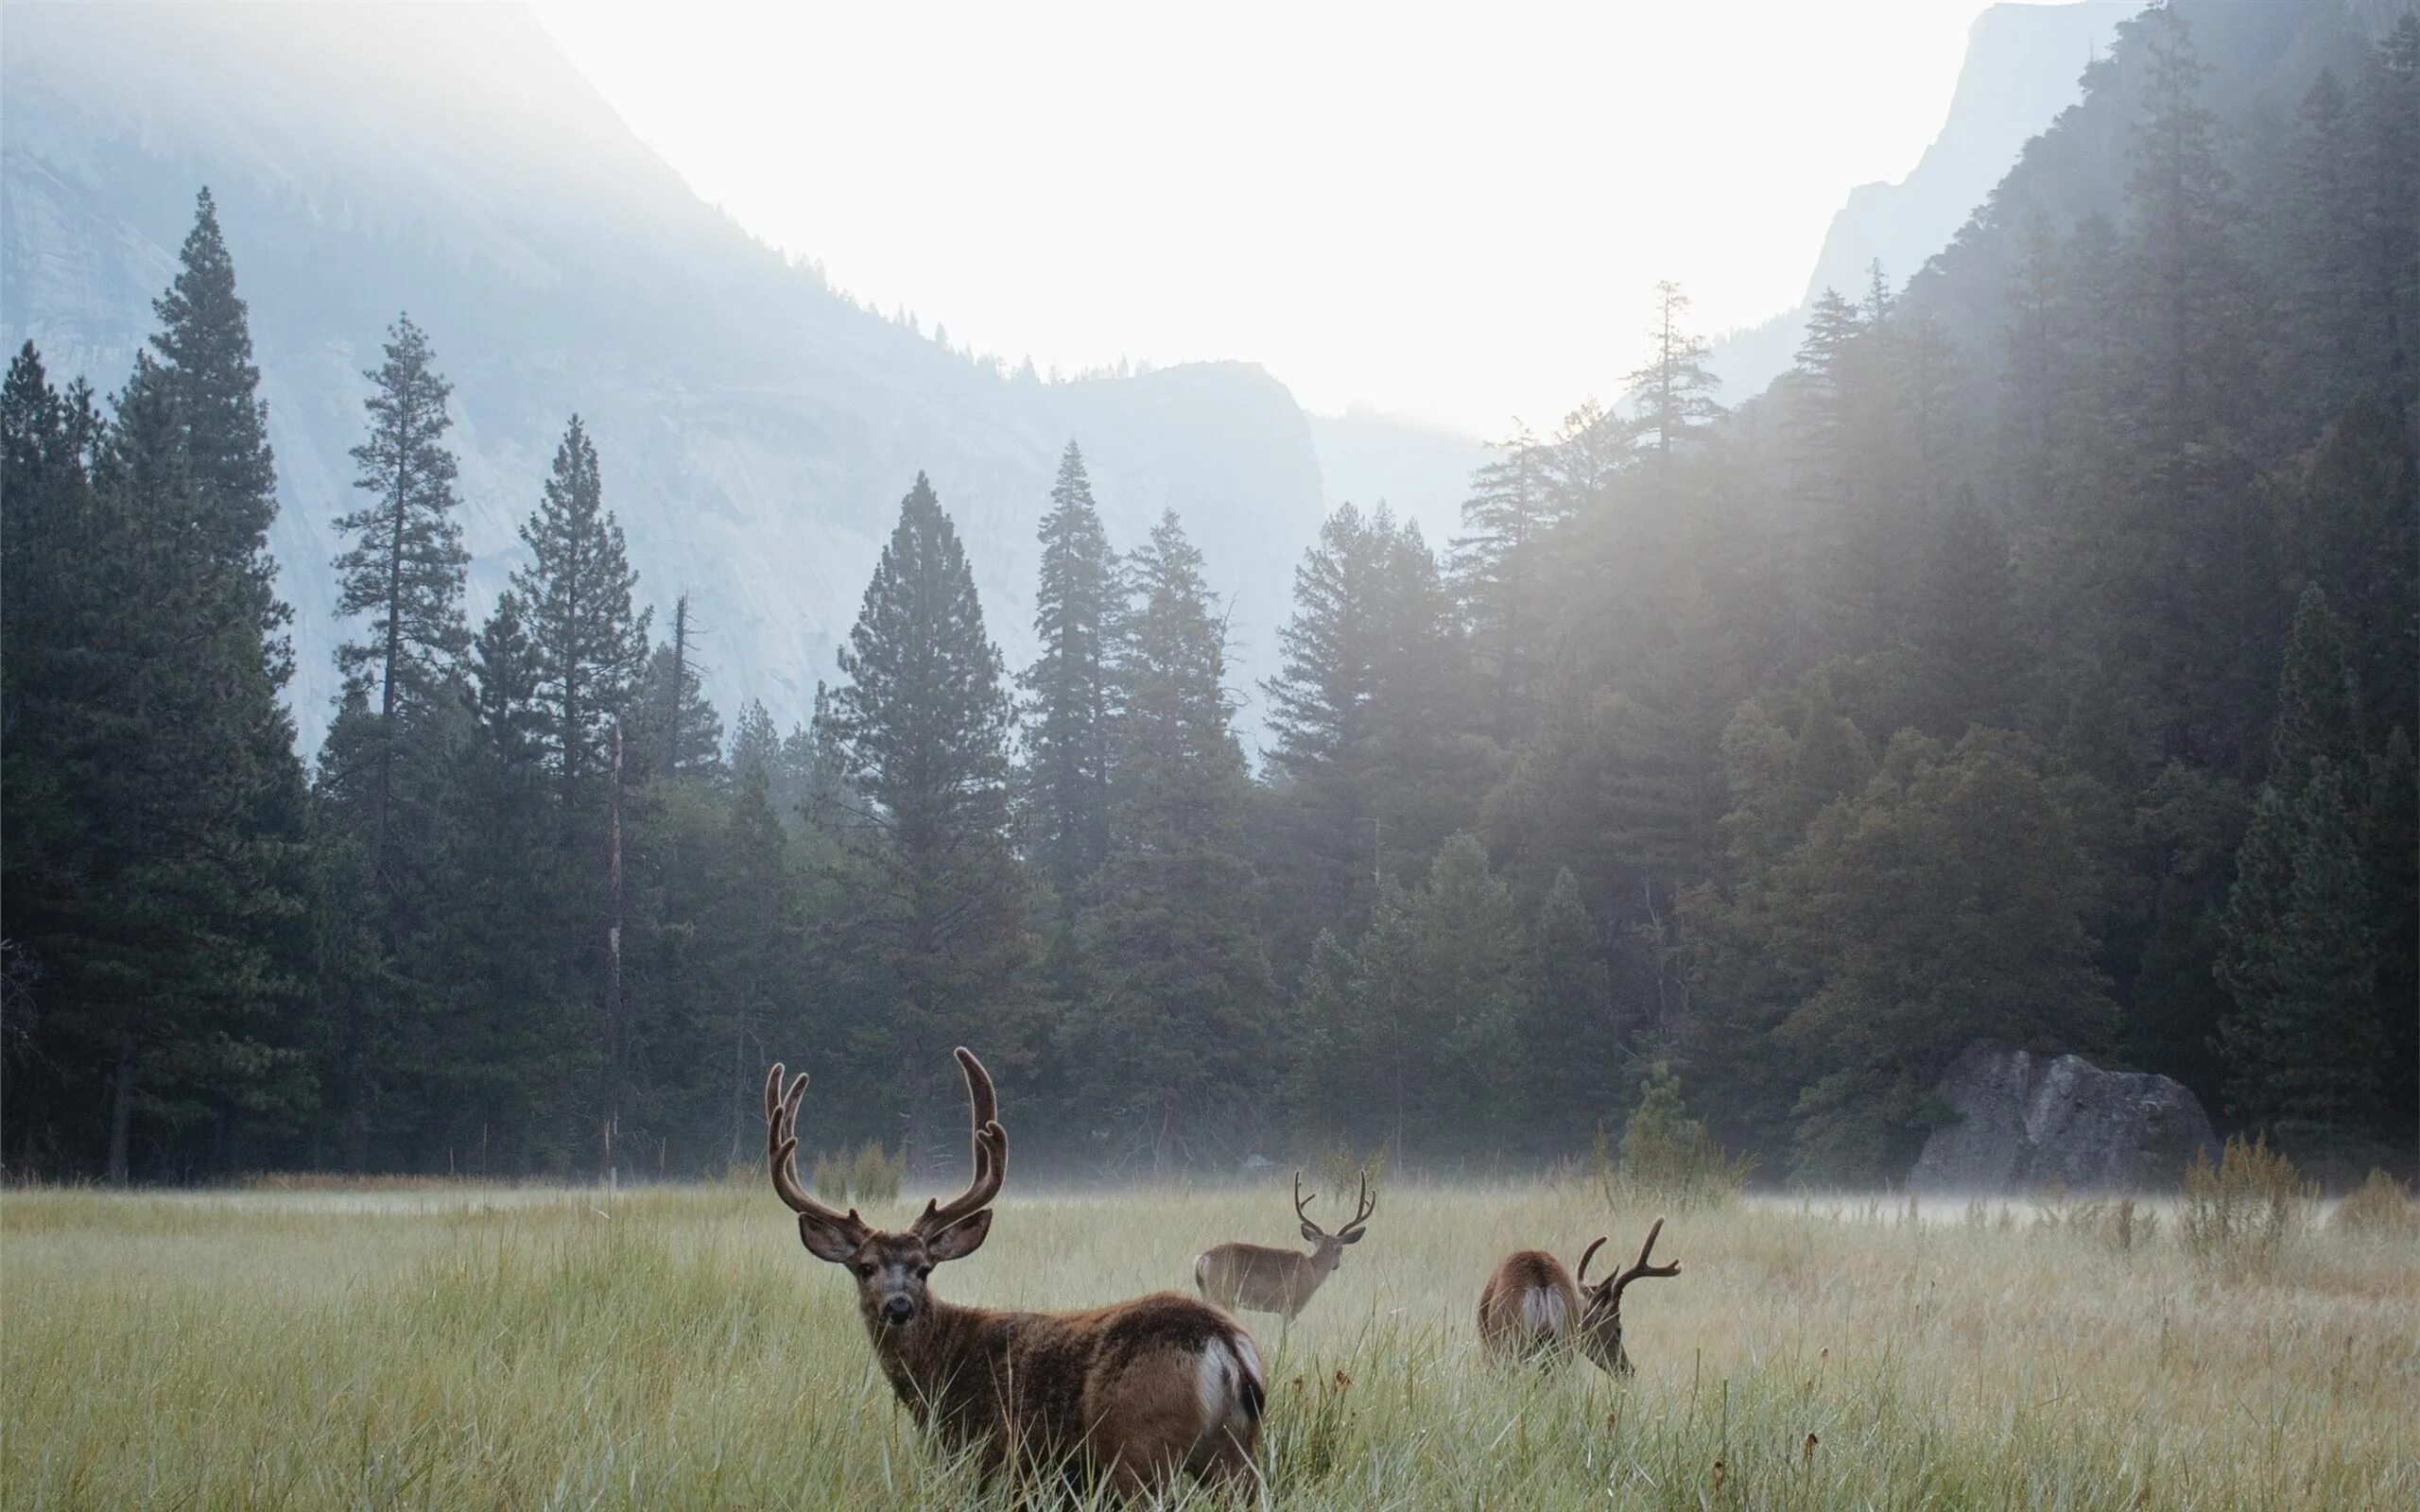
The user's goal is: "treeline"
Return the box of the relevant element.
[4,9,2414,1185]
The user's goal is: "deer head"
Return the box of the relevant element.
[765,1047,1004,1331]
[1293,1168,1376,1276]
[1573,1218,1681,1375]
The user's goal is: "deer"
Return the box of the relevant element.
[763,1047,1264,1499]
[1194,1170,1376,1321]
[1476,1218,1682,1373]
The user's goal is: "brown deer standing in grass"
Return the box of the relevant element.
[1194,1171,1376,1320]
[765,1048,1264,1498]
[1476,1218,1681,1373]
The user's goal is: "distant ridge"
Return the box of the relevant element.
[1,2,1330,746]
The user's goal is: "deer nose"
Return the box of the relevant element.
[882,1296,915,1324]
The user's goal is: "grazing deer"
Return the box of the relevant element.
[1476,1218,1682,1373]
[764,1048,1263,1498]
[1194,1170,1376,1320]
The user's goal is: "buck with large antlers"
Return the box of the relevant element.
[1476,1219,1682,1373]
[765,1048,1265,1496]
[1194,1170,1376,1321]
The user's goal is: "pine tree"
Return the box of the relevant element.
[1905,491,2029,738]
[2217,586,2393,1154]
[2217,760,2387,1152]
[333,314,470,874]
[1069,510,1273,1172]
[631,637,725,785]
[511,415,649,799]
[5,355,298,1179]
[1626,280,1726,468]
[147,186,286,676]
[2350,16,2420,409]
[2265,585,2364,797]
[1522,867,1616,1145]
[728,699,783,787]
[1452,427,1557,739]
[1018,440,1116,908]
[702,758,804,1162]
[817,473,1028,1166]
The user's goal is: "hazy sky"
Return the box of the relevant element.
[537,2,2025,438]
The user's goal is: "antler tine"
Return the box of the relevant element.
[1338,1168,1376,1236]
[763,1063,864,1232]
[913,1047,1008,1238]
[1575,1234,1610,1288]
[1609,1217,1682,1304]
[1292,1169,1322,1232]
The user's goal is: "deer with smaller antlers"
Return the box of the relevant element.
[1477,1218,1682,1373]
[764,1047,1264,1497]
[1195,1171,1376,1321]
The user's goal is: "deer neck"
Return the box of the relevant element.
[861,1294,1001,1415]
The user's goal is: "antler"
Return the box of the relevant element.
[911,1047,1006,1238]
[1574,1234,1610,1288]
[1607,1217,1682,1305]
[1339,1169,1377,1238]
[1293,1170,1321,1232]
[764,1063,870,1240]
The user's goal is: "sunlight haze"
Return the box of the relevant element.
[536,1,2048,436]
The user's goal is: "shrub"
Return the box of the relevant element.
[849,1141,904,1205]
[2181,1135,2309,1275]
[2330,1169,2418,1241]
[1596,1063,1753,1213]
[1313,1143,1386,1210]
[810,1151,850,1208]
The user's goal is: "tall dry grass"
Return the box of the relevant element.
[3,1177,2413,1508]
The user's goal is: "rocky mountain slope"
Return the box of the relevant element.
[2,2,1328,747]
[1701,1,2128,402]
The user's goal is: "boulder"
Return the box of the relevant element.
[1909,1040,2218,1194]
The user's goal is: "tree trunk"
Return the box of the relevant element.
[731,1016,749,1168]
[106,1047,135,1185]
[666,594,688,778]
[603,720,624,1186]
[373,444,407,879]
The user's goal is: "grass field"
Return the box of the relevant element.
[3,1177,2414,1509]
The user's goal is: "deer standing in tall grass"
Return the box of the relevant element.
[765,1048,1264,1497]
[1477,1218,1681,1372]
[1195,1171,1376,1320]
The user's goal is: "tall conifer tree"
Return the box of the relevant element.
[512,415,649,799]
[1018,440,1116,907]
[818,473,1028,1165]
[332,314,469,872]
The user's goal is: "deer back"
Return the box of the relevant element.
[1477,1249,1582,1361]
[1195,1240,1328,1319]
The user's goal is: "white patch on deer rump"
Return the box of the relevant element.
[1519,1287,1565,1335]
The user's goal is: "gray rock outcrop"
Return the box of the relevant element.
[1909,1040,2218,1194]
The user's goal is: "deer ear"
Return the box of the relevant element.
[925,1209,993,1262]
[1300,1220,1323,1244]
[1340,1226,1368,1245]
[799,1212,861,1263]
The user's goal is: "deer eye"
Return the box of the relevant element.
[855,1262,878,1278]
[916,1264,933,1279]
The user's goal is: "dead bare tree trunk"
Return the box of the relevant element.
[603,718,625,1192]
[664,593,688,778]
[107,1045,135,1186]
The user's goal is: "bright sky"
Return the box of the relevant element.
[535,1,2013,438]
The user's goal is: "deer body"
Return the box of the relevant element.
[862,1289,1262,1486]
[1477,1221,1681,1375]
[1196,1171,1375,1321]
[1475,1249,1582,1363]
[765,1051,1263,1496]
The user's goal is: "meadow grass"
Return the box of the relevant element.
[3,1177,2414,1509]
